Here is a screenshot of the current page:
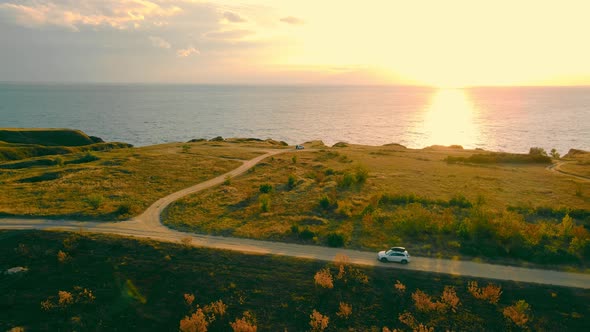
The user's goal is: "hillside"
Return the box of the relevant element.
[0,128,102,146]
[0,128,132,161]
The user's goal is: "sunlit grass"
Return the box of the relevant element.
[0,141,280,220]
[163,144,590,266]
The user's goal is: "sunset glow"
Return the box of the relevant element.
[1,0,589,85]
[419,89,479,147]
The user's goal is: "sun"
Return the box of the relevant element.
[417,88,480,147]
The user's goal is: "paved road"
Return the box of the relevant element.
[2,149,590,289]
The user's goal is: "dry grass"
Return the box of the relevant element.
[0,141,281,220]
[560,153,590,179]
[163,144,589,265]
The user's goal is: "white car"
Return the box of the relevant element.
[377,248,410,264]
[295,145,304,150]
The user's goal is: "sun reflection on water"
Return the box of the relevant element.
[418,88,479,148]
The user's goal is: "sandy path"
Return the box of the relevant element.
[547,161,590,182]
[2,149,590,289]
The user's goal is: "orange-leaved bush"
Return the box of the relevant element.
[394,280,406,293]
[184,293,195,306]
[441,286,460,312]
[204,299,227,318]
[73,286,95,303]
[314,268,334,289]
[179,308,208,332]
[337,302,352,319]
[57,250,69,263]
[398,311,434,332]
[334,254,350,280]
[309,309,329,332]
[503,300,532,327]
[230,312,257,332]
[58,291,74,306]
[468,281,502,304]
[411,290,445,312]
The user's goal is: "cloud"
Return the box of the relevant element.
[0,0,182,31]
[280,16,304,25]
[223,11,245,23]
[176,47,199,57]
[204,29,254,40]
[149,36,171,49]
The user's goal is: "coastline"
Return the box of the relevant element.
[2,84,589,153]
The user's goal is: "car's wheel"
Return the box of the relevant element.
[380,257,388,263]
[401,259,408,264]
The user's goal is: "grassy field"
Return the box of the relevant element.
[163,143,590,266]
[1,230,589,331]
[0,140,284,220]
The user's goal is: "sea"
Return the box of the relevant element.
[1,83,588,154]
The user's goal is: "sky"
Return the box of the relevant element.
[1,0,589,86]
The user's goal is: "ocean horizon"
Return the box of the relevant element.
[1,83,588,154]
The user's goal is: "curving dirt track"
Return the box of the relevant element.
[2,149,590,289]
[547,161,590,182]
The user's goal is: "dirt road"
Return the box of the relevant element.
[547,161,590,182]
[2,149,589,289]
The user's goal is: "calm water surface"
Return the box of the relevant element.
[0,84,588,154]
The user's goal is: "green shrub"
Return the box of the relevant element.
[337,172,355,189]
[65,152,100,165]
[298,228,315,241]
[378,193,446,207]
[361,203,375,217]
[287,175,296,190]
[326,233,345,247]
[318,195,335,211]
[550,148,560,159]
[259,194,271,213]
[529,147,548,156]
[259,184,273,193]
[84,194,104,210]
[54,156,64,167]
[115,203,131,217]
[449,194,472,208]
[445,152,551,164]
[292,155,297,164]
[355,165,369,184]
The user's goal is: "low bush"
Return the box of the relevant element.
[298,228,315,241]
[259,184,273,194]
[287,175,296,190]
[325,233,345,247]
[448,194,472,208]
[114,203,131,217]
[64,152,100,165]
[337,172,355,189]
[318,195,336,211]
[259,195,271,213]
[84,194,104,210]
[445,152,551,164]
